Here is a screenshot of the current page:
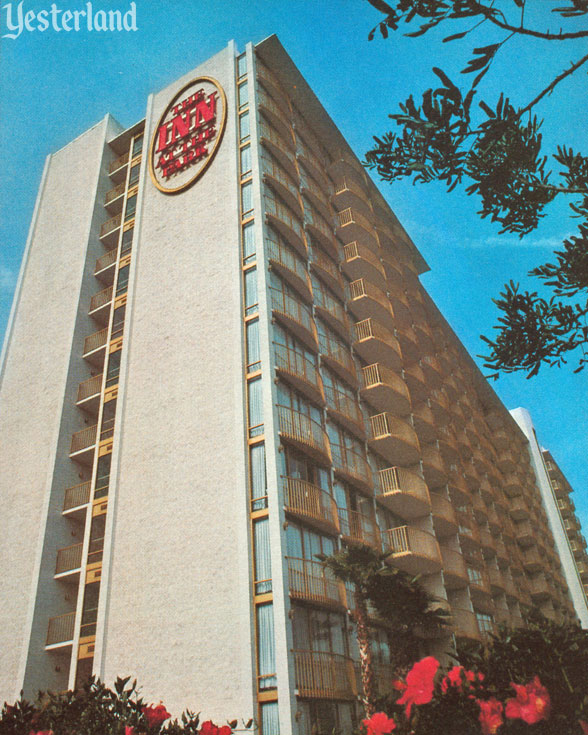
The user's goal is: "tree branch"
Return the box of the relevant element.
[517,51,588,116]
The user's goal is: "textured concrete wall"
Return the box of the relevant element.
[98,44,255,720]
[0,116,119,702]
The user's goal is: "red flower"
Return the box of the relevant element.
[125,727,136,735]
[505,677,551,724]
[29,731,53,735]
[199,722,232,735]
[396,656,439,719]
[142,704,171,729]
[579,721,588,735]
[441,665,463,693]
[477,698,504,735]
[362,712,396,735]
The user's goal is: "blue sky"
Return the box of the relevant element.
[0,0,586,529]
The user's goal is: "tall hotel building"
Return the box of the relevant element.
[1,36,587,735]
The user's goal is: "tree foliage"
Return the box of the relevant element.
[363,0,588,377]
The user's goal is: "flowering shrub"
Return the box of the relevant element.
[362,656,587,735]
[0,677,247,735]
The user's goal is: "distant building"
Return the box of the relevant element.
[0,35,584,735]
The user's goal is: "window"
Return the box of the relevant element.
[254,518,272,594]
[129,163,140,186]
[80,582,100,637]
[238,81,249,109]
[106,350,121,387]
[88,514,106,565]
[286,522,335,560]
[95,453,111,498]
[246,319,261,373]
[101,398,116,441]
[248,377,264,437]
[250,443,267,511]
[241,181,253,216]
[121,227,134,255]
[260,702,279,735]
[131,135,143,158]
[256,604,276,689]
[111,304,126,337]
[237,54,247,79]
[244,267,258,316]
[242,221,256,264]
[239,111,250,142]
[240,145,252,178]
[124,194,137,222]
[116,266,130,297]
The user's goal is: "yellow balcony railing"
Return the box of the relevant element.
[46,611,76,646]
[293,649,356,700]
[70,425,97,454]
[283,477,339,533]
[63,480,91,512]
[55,543,83,575]
[277,405,330,460]
[287,557,345,608]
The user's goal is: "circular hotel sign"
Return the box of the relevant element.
[149,76,227,194]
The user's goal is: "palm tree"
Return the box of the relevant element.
[319,545,449,718]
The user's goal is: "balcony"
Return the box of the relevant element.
[309,248,344,297]
[329,150,366,185]
[332,176,371,215]
[515,520,535,547]
[46,611,76,648]
[430,492,458,538]
[342,241,386,291]
[360,363,411,416]
[411,402,436,444]
[419,354,443,386]
[55,542,83,579]
[420,443,447,489]
[324,386,364,438]
[109,151,129,180]
[300,170,332,222]
[293,650,356,700]
[529,574,552,602]
[497,449,516,475]
[83,327,108,366]
[297,139,328,192]
[270,288,318,350]
[488,566,506,592]
[380,250,404,285]
[89,286,113,325]
[336,208,378,251]
[99,213,122,247]
[347,279,394,331]
[63,480,91,514]
[76,374,103,414]
[274,343,324,405]
[395,324,421,365]
[467,567,492,605]
[440,547,468,589]
[384,526,442,575]
[257,64,286,108]
[428,388,450,426]
[509,497,530,522]
[452,607,482,642]
[353,318,402,370]
[376,466,431,519]
[265,195,306,257]
[262,155,301,217]
[283,477,339,535]
[259,120,297,181]
[318,330,357,388]
[258,87,292,142]
[331,444,373,493]
[387,282,412,326]
[368,413,420,466]
[287,557,346,610]
[305,206,338,258]
[437,427,460,464]
[94,247,118,283]
[267,236,311,301]
[338,508,380,549]
[457,511,481,548]
[503,477,523,498]
[479,527,496,555]
[69,424,97,464]
[314,290,349,339]
[277,405,330,463]
[104,180,126,213]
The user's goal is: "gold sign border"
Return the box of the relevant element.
[149,76,227,195]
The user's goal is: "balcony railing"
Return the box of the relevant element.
[63,480,91,512]
[384,525,442,574]
[360,363,410,416]
[109,151,129,174]
[376,466,430,518]
[274,343,321,399]
[265,195,305,251]
[338,508,380,548]
[70,425,97,455]
[310,248,344,293]
[331,443,373,490]
[293,649,356,700]
[347,279,392,322]
[277,405,330,460]
[440,546,468,587]
[353,318,402,369]
[46,611,76,646]
[83,328,108,356]
[452,607,481,641]
[100,213,122,239]
[55,543,83,575]
[369,412,420,465]
[77,374,103,403]
[94,248,118,274]
[283,477,339,533]
[267,235,310,296]
[105,180,125,205]
[270,288,317,347]
[262,153,300,210]
[318,329,356,382]
[287,557,345,608]
[89,286,113,313]
[336,207,375,242]
[324,385,363,432]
